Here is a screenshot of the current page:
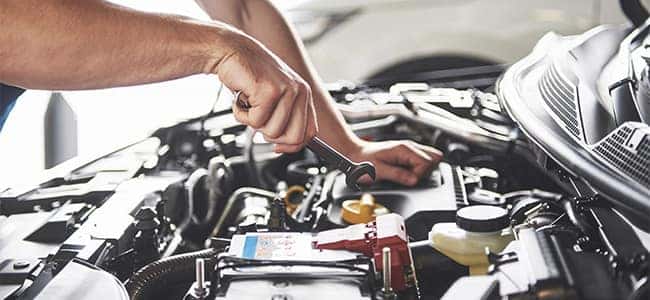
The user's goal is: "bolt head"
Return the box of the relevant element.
[13,260,30,269]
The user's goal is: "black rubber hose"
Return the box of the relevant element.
[125,248,218,300]
[562,199,595,234]
[620,0,649,27]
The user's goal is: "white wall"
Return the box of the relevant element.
[0,1,221,189]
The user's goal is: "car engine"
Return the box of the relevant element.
[2,5,650,299]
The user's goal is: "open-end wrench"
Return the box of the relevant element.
[307,136,376,189]
[234,91,376,189]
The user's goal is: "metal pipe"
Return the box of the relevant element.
[336,102,515,153]
[620,0,649,27]
[297,175,323,222]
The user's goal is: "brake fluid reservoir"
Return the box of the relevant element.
[429,205,513,275]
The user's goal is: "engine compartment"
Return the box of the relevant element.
[0,48,648,300]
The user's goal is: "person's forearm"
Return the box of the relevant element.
[197,0,362,153]
[0,0,236,90]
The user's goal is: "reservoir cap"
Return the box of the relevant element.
[456,205,509,232]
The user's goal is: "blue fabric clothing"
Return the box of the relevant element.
[0,84,25,132]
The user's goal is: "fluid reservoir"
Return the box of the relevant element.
[429,205,513,275]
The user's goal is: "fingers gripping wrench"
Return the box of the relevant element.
[234,91,376,189]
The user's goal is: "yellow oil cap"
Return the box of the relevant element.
[341,193,390,224]
[283,185,306,214]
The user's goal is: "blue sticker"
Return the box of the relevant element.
[242,236,258,259]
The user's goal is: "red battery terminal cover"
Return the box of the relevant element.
[314,213,414,291]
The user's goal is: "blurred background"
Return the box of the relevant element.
[0,0,638,189]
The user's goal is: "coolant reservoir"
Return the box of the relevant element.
[429,205,513,275]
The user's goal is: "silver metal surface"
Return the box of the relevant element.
[382,247,392,294]
[196,258,205,290]
[336,102,515,153]
[192,258,210,299]
[306,137,375,189]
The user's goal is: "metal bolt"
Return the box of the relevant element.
[196,258,205,290]
[382,247,393,294]
[191,258,210,299]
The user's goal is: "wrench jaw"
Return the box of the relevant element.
[303,136,376,189]
[345,161,377,190]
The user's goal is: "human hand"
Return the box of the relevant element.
[348,140,443,186]
[215,31,318,153]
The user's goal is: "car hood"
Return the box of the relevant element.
[497,24,650,228]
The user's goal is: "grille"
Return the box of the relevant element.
[593,124,650,188]
[538,63,583,141]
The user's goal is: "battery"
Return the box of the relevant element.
[216,232,373,300]
[315,213,415,291]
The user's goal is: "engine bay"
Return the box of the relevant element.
[1,24,650,300]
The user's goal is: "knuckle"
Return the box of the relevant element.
[304,86,314,102]
[413,167,427,176]
[248,116,265,129]
[266,84,283,99]
[306,130,316,140]
[398,172,410,182]
[288,134,303,145]
[287,82,300,97]
[298,81,311,93]
[264,128,282,139]
[262,134,277,143]
[402,175,416,185]
[287,145,302,153]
